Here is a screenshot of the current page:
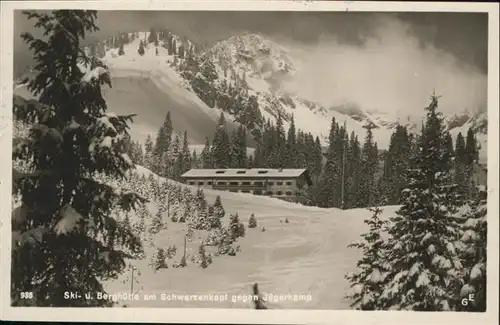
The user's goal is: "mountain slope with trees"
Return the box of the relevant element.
[15,29,487,163]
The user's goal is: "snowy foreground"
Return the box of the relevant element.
[103,166,400,309]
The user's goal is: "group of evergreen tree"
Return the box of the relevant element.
[112,160,243,265]
[379,119,480,205]
[157,28,194,58]
[126,112,192,181]
[213,78,264,132]
[311,118,379,209]
[252,113,323,175]
[192,113,248,169]
[86,31,134,59]
[346,95,487,311]
[454,128,481,199]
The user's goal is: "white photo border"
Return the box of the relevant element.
[1,1,498,324]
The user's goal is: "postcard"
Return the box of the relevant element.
[1,1,498,324]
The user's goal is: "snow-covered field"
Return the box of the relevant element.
[104,166,400,309]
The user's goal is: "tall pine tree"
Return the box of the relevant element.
[143,134,154,170]
[316,117,339,208]
[454,132,468,197]
[464,127,479,199]
[285,115,298,168]
[11,10,144,306]
[378,95,463,310]
[179,130,192,175]
[380,125,411,204]
[211,113,231,168]
[200,137,212,168]
[358,124,378,207]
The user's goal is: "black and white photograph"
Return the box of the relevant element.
[1,1,498,324]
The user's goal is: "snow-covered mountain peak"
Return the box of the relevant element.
[209,33,296,82]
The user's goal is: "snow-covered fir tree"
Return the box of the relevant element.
[379,125,411,204]
[206,205,218,229]
[199,244,210,269]
[358,124,378,207]
[179,130,192,175]
[229,213,245,241]
[248,213,258,228]
[153,112,173,176]
[211,113,231,168]
[137,40,145,56]
[457,188,487,312]
[133,204,148,234]
[166,135,181,179]
[154,248,167,270]
[205,227,226,246]
[143,134,155,171]
[217,227,236,256]
[345,206,389,310]
[464,127,480,200]
[377,95,464,311]
[454,132,468,197]
[199,137,212,168]
[213,195,225,220]
[11,10,144,306]
[149,210,163,235]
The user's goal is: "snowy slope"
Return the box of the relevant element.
[104,165,401,309]
[100,32,247,146]
[13,32,241,147]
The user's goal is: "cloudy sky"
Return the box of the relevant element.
[14,10,488,115]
